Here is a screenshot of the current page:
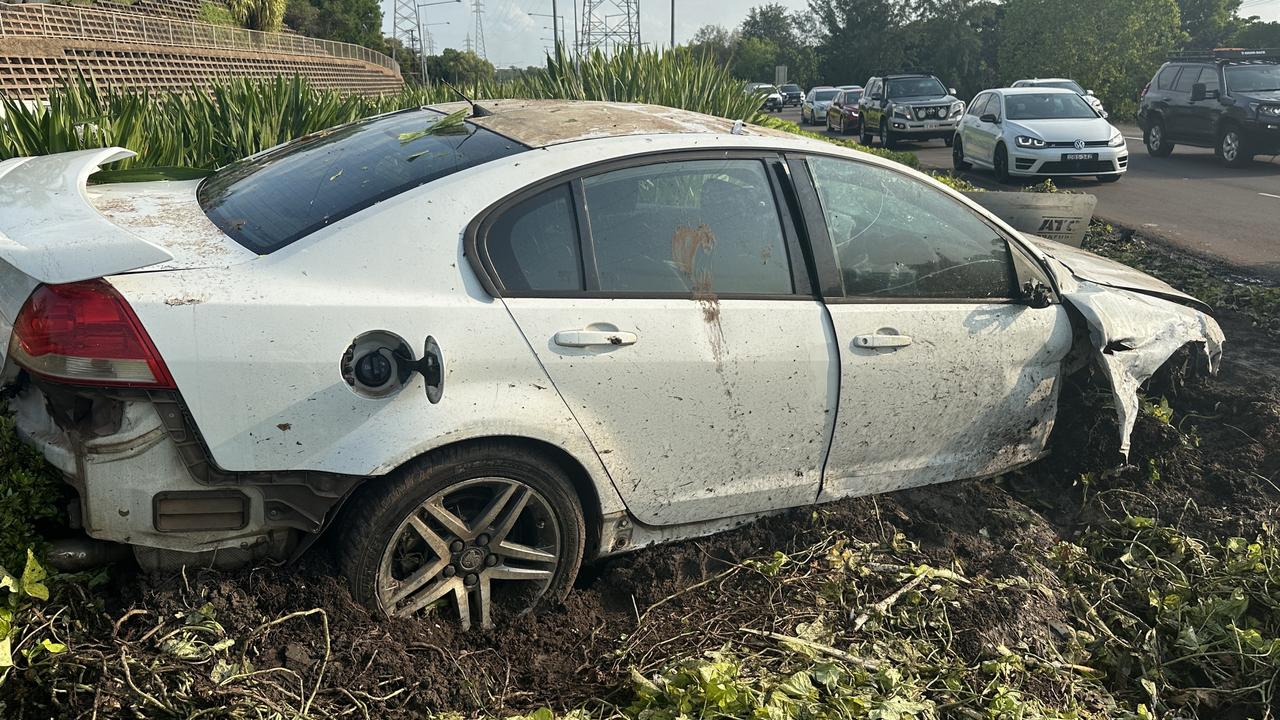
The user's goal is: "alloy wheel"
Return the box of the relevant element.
[375,477,560,630]
[1148,124,1163,151]
[1221,130,1239,163]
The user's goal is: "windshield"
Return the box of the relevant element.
[887,77,947,98]
[814,90,838,101]
[1030,80,1085,94]
[1225,64,1280,92]
[781,84,800,92]
[1005,92,1098,120]
[199,108,527,254]
[843,90,863,102]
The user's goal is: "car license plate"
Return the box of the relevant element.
[924,121,943,129]
[1063,153,1097,161]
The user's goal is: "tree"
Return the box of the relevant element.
[284,0,384,48]
[739,4,818,86]
[732,36,780,82]
[228,0,286,32]
[809,0,910,87]
[999,0,1186,118]
[1232,19,1280,48]
[424,49,496,85]
[1176,0,1243,48]
[689,24,738,67]
[906,0,1002,99]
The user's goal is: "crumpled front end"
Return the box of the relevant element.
[1025,234,1225,457]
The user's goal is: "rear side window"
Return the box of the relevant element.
[583,159,793,295]
[199,109,528,254]
[806,156,1015,299]
[485,184,582,292]
[1156,65,1180,90]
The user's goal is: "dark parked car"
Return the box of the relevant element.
[1137,48,1280,167]
[780,83,804,107]
[825,88,863,135]
[858,73,964,149]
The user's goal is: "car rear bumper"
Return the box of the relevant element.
[1009,145,1129,176]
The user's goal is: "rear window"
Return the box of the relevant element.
[198,108,528,254]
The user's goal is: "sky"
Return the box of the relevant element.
[382,0,1280,70]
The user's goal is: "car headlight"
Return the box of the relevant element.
[1256,103,1280,118]
[1108,129,1125,147]
[1014,135,1046,149]
[892,105,913,120]
[949,101,964,118]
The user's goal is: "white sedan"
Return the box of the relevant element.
[0,100,1219,630]
[1011,78,1106,117]
[952,87,1128,183]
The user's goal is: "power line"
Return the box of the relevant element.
[580,0,638,54]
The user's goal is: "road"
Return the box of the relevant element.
[775,106,1280,281]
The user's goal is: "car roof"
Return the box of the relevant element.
[993,86,1077,95]
[426,99,794,149]
[1015,78,1075,83]
[882,73,936,79]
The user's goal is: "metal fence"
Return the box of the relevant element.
[0,2,400,76]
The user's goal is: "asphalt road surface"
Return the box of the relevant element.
[775,106,1280,281]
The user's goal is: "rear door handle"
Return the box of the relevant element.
[554,329,638,348]
[852,333,912,349]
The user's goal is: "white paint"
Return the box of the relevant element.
[1260,192,1280,200]
[1,118,1225,563]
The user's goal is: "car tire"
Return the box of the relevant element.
[993,143,1012,184]
[338,442,585,631]
[1144,119,1174,157]
[860,122,873,146]
[881,121,897,149]
[825,115,833,132]
[1096,174,1122,183]
[952,136,971,170]
[943,136,953,147]
[1217,125,1253,167]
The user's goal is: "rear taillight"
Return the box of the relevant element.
[9,279,175,388]
[1140,82,1150,99]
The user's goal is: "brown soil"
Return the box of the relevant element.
[8,310,1280,719]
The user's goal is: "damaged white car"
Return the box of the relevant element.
[0,100,1222,630]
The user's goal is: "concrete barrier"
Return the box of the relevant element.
[962,191,1098,247]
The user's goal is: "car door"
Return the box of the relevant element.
[485,154,837,526]
[861,80,883,133]
[970,94,1002,163]
[960,93,992,163]
[1165,65,1199,139]
[790,154,1073,500]
[1186,66,1221,143]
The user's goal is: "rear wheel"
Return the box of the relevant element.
[1145,119,1174,157]
[339,443,585,631]
[943,136,953,147]
[952,135,971,170]
[860,121,873,146]
[993,143,1012,184]
[1217,125,1253,167]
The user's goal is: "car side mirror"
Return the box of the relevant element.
[949,87,957,96]
[1191,83,1206,101]
[980,113,1000,124]
[1087,89,1095,96]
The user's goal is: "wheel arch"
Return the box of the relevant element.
[340,433,609,558]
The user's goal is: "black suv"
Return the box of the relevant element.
[1138,48,1280,167]
[858,73,963,149]
[779,83,804,107]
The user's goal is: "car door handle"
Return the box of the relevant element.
[554,329,638,348]
[852,333,912,349]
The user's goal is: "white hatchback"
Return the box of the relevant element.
[953,87,1128,183]
[0,100,1219,630]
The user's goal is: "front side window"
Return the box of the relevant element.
[583,159,792,295]
[485,184,582,292]
[806,156,1016,299]
[200,108,527,254]
[1173,66,1200,93]
[1198,67,1221,93]
[1005,92,1097,120]
[966,93,988,116]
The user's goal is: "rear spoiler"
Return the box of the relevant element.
[0,147,173,285]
